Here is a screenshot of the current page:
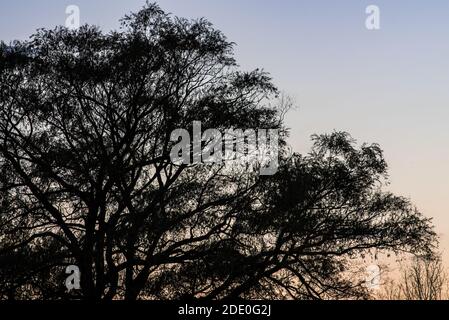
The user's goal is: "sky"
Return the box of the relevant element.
[1,0,449,266]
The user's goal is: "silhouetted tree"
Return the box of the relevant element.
[379,255,448,300]
[0,2,436,300]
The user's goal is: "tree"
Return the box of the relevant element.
[0,2,436,300]
[379,256,448,300]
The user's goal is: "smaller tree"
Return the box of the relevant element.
[378,255,448,300]
[401,256,448,300]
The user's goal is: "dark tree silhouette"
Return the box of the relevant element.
[379,255,448,300]
[0,3,436,300]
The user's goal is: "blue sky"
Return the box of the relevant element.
[1,0,449,263]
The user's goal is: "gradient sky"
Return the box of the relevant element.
[1,0,449,265]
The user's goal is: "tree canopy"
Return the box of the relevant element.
[0,2,436,300]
